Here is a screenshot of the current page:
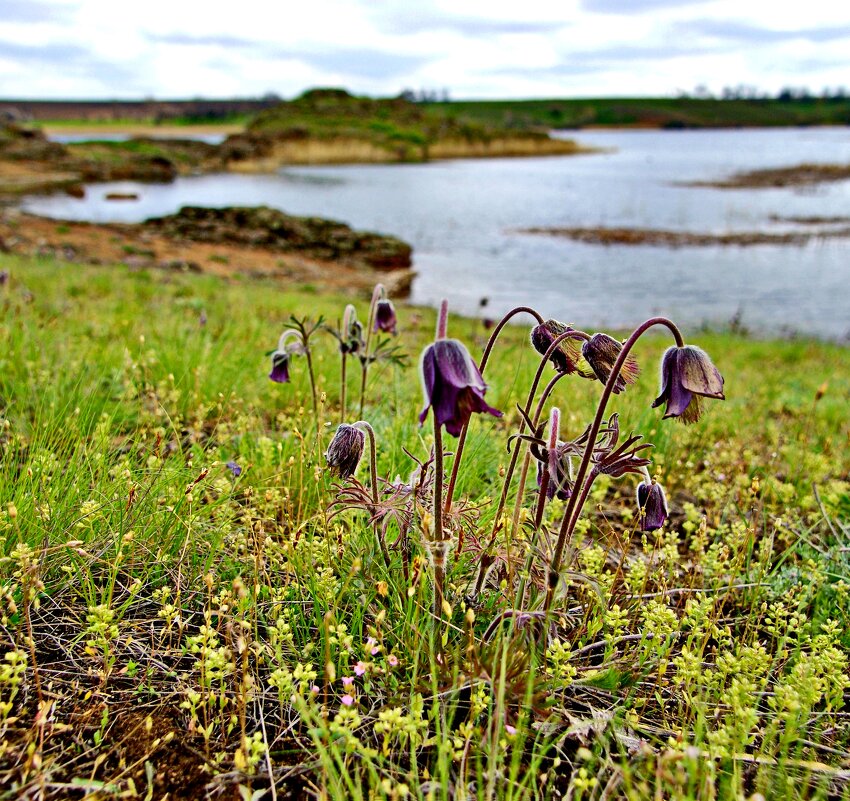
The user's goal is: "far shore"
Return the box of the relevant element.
[39,122,245,138]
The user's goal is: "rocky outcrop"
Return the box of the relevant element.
[144,206,412,270]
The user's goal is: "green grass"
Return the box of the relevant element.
[428,96,850,129]
[0,254,848,799]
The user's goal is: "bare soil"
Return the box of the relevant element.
[0,209,415,295]
[518,224,850,247]
[683,162,850,189]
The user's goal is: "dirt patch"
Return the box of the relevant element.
[683,162,850,189]
[517,224,850,247]
[0,209,415,295]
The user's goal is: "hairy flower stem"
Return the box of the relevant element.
[515,408,559,611]
[543,317,684,612]
[352,420,390,569]
[304,346,319,419]
[432,418,447,633]
[443,306,543,515]
[357,285,383,418]
[340,352,347,422]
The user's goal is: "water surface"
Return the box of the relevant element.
[24,128,850,338]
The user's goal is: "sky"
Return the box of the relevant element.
[1,0,850,100]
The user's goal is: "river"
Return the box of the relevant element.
[23,128,850,338]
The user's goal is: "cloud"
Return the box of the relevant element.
[581,0,713,13]
[147,32,257,49]
[291,48,431,80]
[0,0,73,24]
[0,39,142,90]
[675,19,850,44]
[378,11,565,37]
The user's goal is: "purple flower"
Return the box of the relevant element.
[373,299,398,334]
[325,424,366,479]
[581,333,640,394]
[530,319,582,374]
[652,345,725,424]
[268,331,305,384]
[353,661,367,676]
[341,694,354,706]
[418,339,502,437]
[0,271,8,286]
[637,480,668,531]
[269,351,291,383]
[225,461,242,477]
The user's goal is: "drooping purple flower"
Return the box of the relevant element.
[373,299,398,335]
[225,460,242,477]
[268,330,305,384]
[0,271,8,286]
[652,345,725,424]
[418,339,502,437]
[581,333,640,394]
[636,480,668,531]
[530,319,582,374]
[325,423,366,479]
[269,351,291,383]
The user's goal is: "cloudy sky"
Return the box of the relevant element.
[1,0,849,100]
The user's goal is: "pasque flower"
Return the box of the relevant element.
[652,345,725,424]
[268,330,305,384]
[581,333,640,394]
[636,479,668,531]
[530,319,582,373]
[325,423,366,479]
[373,299,398,334]
[419,339,502,436]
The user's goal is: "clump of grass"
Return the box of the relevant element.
[0,254,848,799]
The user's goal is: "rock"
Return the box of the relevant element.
[105,192,139,201]
[144,205,412,270]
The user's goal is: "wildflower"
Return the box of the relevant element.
[0,271,8,285]
[505,724,517,736]
[268,330,304,384]
[310,684,320,694]
[636,479,668,531]
[581,333,639,394]
[374,299,398,334]
[652,345,725,424]
[530,319,582,373]
[341,694,354,706]
[419,339,502,436]
[325,424,366,479]
[199,310,207,327]
[225,461,242,477]
[387,654,399,667]
[354,661,367,676]
[341,676,355,688]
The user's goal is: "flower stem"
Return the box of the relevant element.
[443,306,544,514]
[353,420,390,569]
[304,346,318,419]
[340,352,347,422]
[543,317,684,613]
[358,285,383,418]
[432,418,446,632]
[436,299,449,340]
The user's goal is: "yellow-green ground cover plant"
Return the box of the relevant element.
[0,255,849,800]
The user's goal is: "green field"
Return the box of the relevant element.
[0,254,848,799]
[428,96,850,130]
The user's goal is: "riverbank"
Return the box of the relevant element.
[0,205,415,295]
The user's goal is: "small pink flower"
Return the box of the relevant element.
[341,676,354,688]
[387,654,399,667]
[354,661,367,676]
[371,646,380,655]
[505,724,517,736]
[310,685,320,694]
[341,694,354,706]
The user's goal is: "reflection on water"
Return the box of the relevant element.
[23,128,850,338]
[48,132,227,145]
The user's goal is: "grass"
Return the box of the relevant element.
[0,254,849,799]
